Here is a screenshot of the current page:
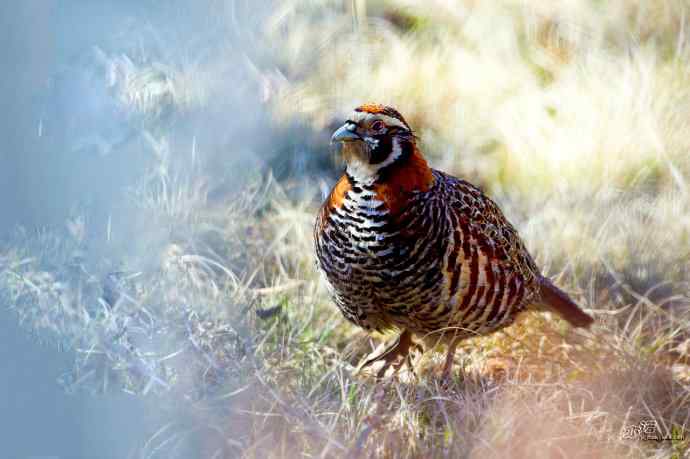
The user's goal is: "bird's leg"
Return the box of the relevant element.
[441,338,461,381]
[358,330,416,378]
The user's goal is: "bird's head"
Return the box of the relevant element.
[331,104,417,184]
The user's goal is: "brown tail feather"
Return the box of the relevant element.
[537,277,594,328]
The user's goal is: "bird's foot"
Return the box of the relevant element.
[357,330,420,379]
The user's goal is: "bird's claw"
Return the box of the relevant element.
[356,331,420,379]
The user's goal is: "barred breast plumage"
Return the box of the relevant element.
[315,104,593,378]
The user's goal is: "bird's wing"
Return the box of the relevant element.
[442,172,540,281]
[442,172,593,327]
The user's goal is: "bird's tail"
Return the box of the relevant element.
[537,276,594,328]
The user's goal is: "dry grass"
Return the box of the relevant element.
[1,0,690,457]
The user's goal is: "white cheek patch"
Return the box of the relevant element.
[345,137,404,185]
[374,137,402,169]
[363,136,379,148]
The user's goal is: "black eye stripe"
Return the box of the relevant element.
[368,133,393,164]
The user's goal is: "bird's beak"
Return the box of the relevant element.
[331,123,361,143]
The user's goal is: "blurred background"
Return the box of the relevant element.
[1,1,689,458]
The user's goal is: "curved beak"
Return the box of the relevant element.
[331,123,361,143]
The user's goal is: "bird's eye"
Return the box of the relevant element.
[371,120,385,131]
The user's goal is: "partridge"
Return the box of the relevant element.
[314,104,593,377]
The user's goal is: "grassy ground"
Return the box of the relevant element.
[1,1,690,457]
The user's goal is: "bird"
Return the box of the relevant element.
[314,103,594,379]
